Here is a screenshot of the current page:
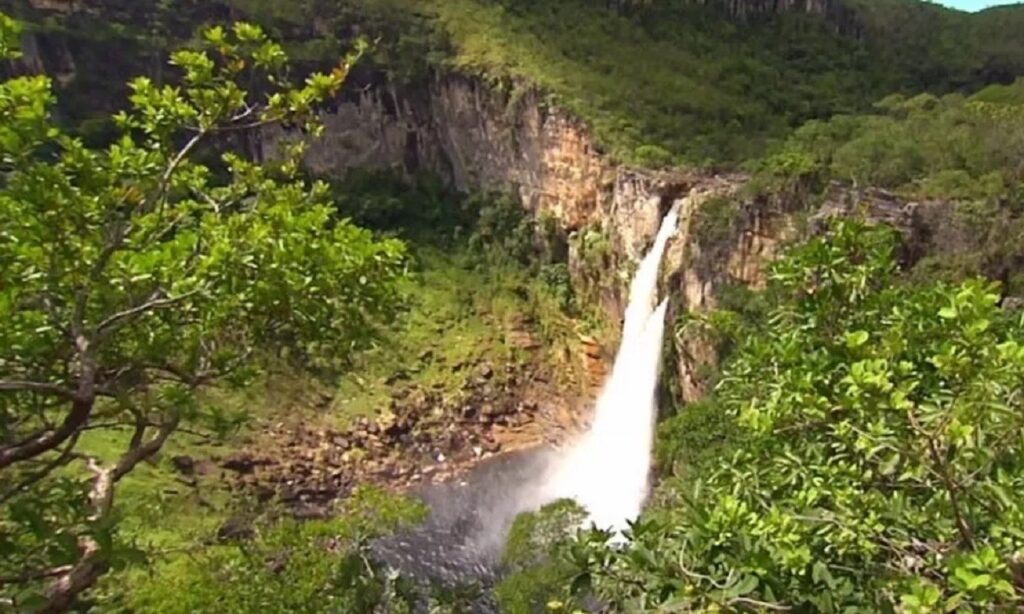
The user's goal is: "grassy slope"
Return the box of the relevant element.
[86,243,586,608]
[364,0,884,165]
[17,0,1024,166]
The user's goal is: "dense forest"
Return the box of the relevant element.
[2,0,1024,612]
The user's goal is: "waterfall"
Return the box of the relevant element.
[544,206,680,534]
[373,207,680,589]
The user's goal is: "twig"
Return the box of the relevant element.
[40,415,180,612]
[0,431,81,504]
[0,565,74,587]
[94,289,200,337]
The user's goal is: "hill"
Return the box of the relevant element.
[7,0,1024,166]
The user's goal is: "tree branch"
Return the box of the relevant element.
[0,397,93,470]
[0,430,81,504]
[39,414,180,613]
[0,565,74,587]
[0,380,75,399]
[157,131,205,202]
[94,289,200,337]
[907,408,975,547]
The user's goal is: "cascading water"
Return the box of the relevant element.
[544,205,680,533]
[374,206,680,595]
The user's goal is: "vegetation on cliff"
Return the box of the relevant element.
[11,0,1024,167]
[750,76,1024,292]
[518,220,1024,611]
[192,0,1024,166]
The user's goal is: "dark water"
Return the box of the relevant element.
[372,446,558,591]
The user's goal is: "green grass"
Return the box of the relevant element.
[331,245,589,422]
[78,429,233,549]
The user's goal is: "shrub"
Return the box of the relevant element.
[563,220,1024,611]
[120,487,427,614]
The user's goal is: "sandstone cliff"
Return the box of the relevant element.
[264,74,816,403]
[269,72,974,406]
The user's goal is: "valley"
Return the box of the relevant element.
[2,0,1024,611]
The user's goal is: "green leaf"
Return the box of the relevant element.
[732,574,759,596]
[845,330,869,348]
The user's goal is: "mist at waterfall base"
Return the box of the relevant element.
[374,207,679,588]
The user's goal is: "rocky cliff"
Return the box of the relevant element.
[271,72,975,406]
[264,74,819,403]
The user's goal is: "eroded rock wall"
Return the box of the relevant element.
[272,75,804,404]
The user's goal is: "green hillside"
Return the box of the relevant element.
[347,0,1024,165]
[10,0,1024,166]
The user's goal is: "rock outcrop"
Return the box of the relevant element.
[272,73,972,406]
[265,75,804,403]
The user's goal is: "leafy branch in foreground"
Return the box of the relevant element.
[564,220,1024,612]
[0,13,405,611]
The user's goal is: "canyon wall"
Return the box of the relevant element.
[265,74,814,403]
[272,72,967,404]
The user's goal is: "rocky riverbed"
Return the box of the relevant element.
[167,334,606,534]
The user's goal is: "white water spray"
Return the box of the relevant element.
[373,207,681,585]
[544,206,679,534]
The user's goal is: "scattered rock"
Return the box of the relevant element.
[579,335,603,359]
[508,331,541,349]
[385,370,410,385]
[199,339,580,517]
[266,552,289,574]
[221,455,257,474]
[254,484,275,503]
[170,455,195,476]
[291,504,329,521]
[217,515,255,542]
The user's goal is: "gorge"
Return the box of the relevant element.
[3,0,1024,611]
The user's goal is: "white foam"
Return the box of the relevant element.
[543,207,678,535]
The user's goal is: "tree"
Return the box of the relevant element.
[0,13,406,610]
[565,220,1024,611]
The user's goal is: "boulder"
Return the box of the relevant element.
[170,455,195,476]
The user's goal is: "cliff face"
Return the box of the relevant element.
[274,72,972,405]
[265,74,808,403]
[267,76,615,232]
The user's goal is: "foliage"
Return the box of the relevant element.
[468,191,537,266]
[756,79,1024,203]
[0,17,407,610]
[654,397,737,482]
[352,0,1024,166]
[563,220,1024,611]
[15,0,1024,168]
[692,195,741,249]
[495,500,586,614]
[328,168,471,243]
[115,487,427,613]
[538,263,575,313]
